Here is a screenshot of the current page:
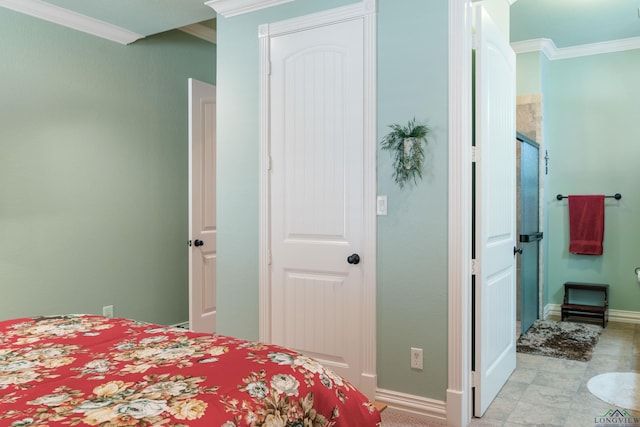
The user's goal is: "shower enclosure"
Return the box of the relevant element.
[517,132,541,335]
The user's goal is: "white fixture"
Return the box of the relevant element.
[377,195,388,215]
[410,347,423,370]
[102,305,114,318]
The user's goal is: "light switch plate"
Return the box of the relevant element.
[377,195,388,215]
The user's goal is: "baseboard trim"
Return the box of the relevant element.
[375,388,446,424]
[544,304,640,324]
[171,321,190,329]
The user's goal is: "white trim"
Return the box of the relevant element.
[0,0,144,45]
[447,1,473,426]
[376,388,446,424]
[259,0,376,36]
[544,304,640,324]
[170,321,190,329]
[543,302,555,320]
[258,21,272,344]
[180,23,217,44]
[511,38,557,59]
[257,0,377,399]
[360,0,378,398]
[205,0,294,18]
[511,37,640,60]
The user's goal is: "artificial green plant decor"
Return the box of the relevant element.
[380,118,431,188]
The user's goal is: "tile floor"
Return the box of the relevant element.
[470,321,640,426]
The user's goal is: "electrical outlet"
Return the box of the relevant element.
[410,347,423,370]
[102,305,114,318]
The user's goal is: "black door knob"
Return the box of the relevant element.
[347,254,360,265]
[514,246,522,255]
[194,239,204,247]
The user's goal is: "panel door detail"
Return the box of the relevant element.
[473,5,517,417]
[269,18,365,386]
[189,78,217,334]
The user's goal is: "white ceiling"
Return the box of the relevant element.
[45,0,215,36]
[511,0,640,48]
[0,0,217,44]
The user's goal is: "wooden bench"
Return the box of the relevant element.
[561,282,609,327]
[372,401,388,413]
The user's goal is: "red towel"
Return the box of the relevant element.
[568,195,604,255]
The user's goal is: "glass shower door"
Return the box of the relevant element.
[519,134,541,335]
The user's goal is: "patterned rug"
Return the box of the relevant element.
[516,320,602,362]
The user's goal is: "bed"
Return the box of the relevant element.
[0,315,381,426]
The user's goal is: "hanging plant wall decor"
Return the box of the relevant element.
[380,118,431,188]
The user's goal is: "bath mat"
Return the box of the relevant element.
[516,320,601,361]
[588,372,640,411]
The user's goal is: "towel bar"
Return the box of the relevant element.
[556,193,621,200]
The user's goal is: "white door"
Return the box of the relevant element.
[269,18,365,386]
[473,6,517,417]
[188,78,217,334]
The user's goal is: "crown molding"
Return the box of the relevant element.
[205,0,294,17]
[0,0,144,45]
[180,23,217,44]
[512,36,640,60]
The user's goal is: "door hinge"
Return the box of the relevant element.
[471,371,478,387]
[471,259,477,275]
[267,155,272,171]
[471,146,478,163]
[267,250,272,266]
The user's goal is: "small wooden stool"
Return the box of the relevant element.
[561,282,609,327]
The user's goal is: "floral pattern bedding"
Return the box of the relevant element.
[0,315,381,427]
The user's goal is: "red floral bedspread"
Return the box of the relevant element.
[0,315,381,427]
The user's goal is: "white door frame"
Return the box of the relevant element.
[447,0,473,426]
[257,0,377,398]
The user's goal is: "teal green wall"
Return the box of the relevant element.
[216,0,449,401]
[515,52,543,94]
[376,0,448,400]
[0,9,216,325]
[545,50,640,309]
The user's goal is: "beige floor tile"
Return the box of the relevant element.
[585,354,632,374]
[519,384,575,410]
[535,357,588,376]
[481,396,518,420]
[506,401,568,426]
[507,366,537,384]
[474,321,640,427]
[495,380,528,401]
[531,370,582,392]
[469,417,504,426]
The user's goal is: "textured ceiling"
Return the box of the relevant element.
[511,0,640,48]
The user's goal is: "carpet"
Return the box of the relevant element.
[516,320,601,362]
[588,372,640,411]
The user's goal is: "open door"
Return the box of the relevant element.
[473,5,517,417]
[188,78,217,334]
